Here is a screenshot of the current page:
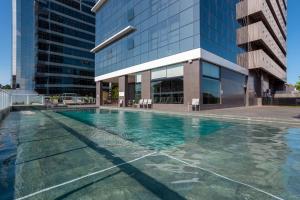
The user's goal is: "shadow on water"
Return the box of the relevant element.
[44,112,186,200]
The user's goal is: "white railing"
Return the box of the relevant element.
[1,89,96,109]
[0,89,11,110]
[11,94,45,105]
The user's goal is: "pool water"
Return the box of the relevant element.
[1,109,300,200]
[58,109,233,150]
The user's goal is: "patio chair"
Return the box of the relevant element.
[52,99,59,106]
[63,99,75,105]
[147,99,152,109]
[142,99,148,108]
[191,98,200,111]
[76,98,83,105]
[139,99,144,108]
[119,99,123,107]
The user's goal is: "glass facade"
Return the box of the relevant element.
[134,74,142,102]
[151,64,184,104]
[201,61,246,106]
[200,0,243,63]
[12,0,35,90]
[95,0,200,76]
[13,0,96,96]
[35,0,96,95]
[152,77,184,104]
[202,62,221,104]
[94,0,243,77]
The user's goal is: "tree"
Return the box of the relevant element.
[1,84,11,89]
[111,86,119,100]
[296,78,300,91]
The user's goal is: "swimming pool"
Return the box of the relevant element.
[1,109,300,199]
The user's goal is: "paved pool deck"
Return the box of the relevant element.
[199,106,300,121]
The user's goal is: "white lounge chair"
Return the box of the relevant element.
[119,99,123,107]
[76,99,83,105]
[63,99,75,105]
[139,99,144,108]
[146,99,152,109]
[192,98,200,111]
[143,99,149,108]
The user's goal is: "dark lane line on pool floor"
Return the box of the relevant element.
[18,134,71,145]
[54,170,122,200]
[37,112,186,200]
[16,146,88,165]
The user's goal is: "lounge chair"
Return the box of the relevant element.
[146,99,152,109]
[142,99,148,108]
[76,99,83,105]
[139,99,144,108]
[119,99,123,107]
[191,98,200,111]
[63,99,75,105]
[52,99,59,106]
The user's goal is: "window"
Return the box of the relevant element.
[202,77,220,104]
[127,38,134,50]
[151,64,184,104]
[127,8,135,21]
[202,62,221,104]
[151,64,183,79]
[151,77,183,104]
[135,74,141,102]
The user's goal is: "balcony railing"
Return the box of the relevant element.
[237,21,286,68]
[236,0,286,52]
[0,89,10,110]
[237,50,286,81]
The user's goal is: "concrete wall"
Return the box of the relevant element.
[118,75,128,107]
[141,70,151,99]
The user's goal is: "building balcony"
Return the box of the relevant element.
[236,0,286,52]
[278,0,287,22]
[269,0,286,35]
[238,50,286,81]
[237,21,286,68]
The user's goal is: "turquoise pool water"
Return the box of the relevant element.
[58,109,233,150]
[1,109,300,200]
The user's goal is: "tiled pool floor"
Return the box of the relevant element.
[1,109,300,200]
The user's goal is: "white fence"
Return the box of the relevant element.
[1,90,96,109]
[11,94,45,105]
[0,89,11,110]
[0,89,46,110]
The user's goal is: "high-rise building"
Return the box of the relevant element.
[237,0,287,105]
[12,0,96,96]
[92,0,287,110]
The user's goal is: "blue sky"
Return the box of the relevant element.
[0,0,299,85]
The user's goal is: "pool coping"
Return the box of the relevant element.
[94,106,300,127]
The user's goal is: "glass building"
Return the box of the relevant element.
[92,0,286,110]
[12,0,96,96]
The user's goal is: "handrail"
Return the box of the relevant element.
[0,89,11,110]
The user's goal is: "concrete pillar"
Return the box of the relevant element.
[96,81,103,106]
[119,75,128,107]
[141,70,151,99]
[184,60,200,105]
